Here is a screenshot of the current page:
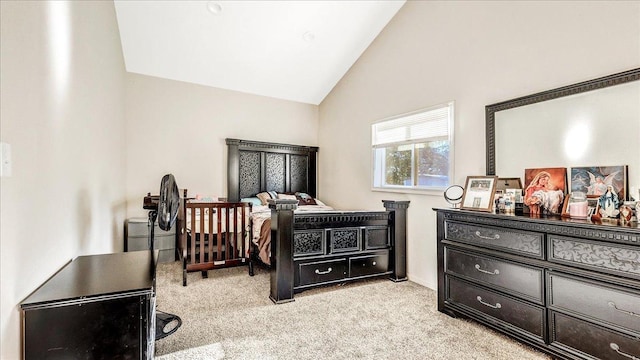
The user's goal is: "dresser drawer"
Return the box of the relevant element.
[127,234,175,252]
[550,311,640,360]
[126,218,175,237]
[548,235,640,279]
[446,276,545,340]
[349,253,389,278]
[445,247,544,304]
[548,272,640,334]
[445,221,544,259]
[297,258,348,286]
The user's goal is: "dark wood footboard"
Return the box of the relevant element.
[269,199,410,304]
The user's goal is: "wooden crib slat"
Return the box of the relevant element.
[239,206,243,259]
[208,206,213,263]
[232,207,238,259]
[196,205,202,263]
[216,206,222,260]
[241,205,247,258]
[224,207,235,260]
[190,205,196,266]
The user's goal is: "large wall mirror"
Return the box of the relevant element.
[486,68,640,200]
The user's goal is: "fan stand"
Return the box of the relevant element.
[147,209,182,341]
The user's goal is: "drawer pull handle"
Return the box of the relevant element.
[475,264,499,275]
[475,231,500,240]
[372,261,377,266]
[609,343,639,360]
[476,296,501,309]
[315,267,332,275]
[608,301,640,317]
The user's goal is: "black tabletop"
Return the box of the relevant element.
[21,251,157,308]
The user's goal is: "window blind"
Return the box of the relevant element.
[372,104,451,146]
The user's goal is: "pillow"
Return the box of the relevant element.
[256,192,269,205]
[256,191,278,205]
[295,192,317,206]
[241,197,263,206]
[277,193,297,200]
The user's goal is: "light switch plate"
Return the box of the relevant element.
[1,142,12,177]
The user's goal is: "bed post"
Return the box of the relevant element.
[226,139,240,202]
[269,199,298,304]
[383,200,410,282]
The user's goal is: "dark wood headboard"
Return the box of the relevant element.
[226,138,318,202]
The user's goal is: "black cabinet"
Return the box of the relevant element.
[20,251,157,360]
[435,209,640,360]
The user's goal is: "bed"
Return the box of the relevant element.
[177,192,252,286]
[246,196,335,268]
[226,138,410,303]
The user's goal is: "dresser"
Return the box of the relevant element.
[20,251,157,360]
[435,209,640,360]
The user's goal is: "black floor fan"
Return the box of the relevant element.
[147,174,182,340]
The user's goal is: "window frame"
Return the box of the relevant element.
[371,101,455,194]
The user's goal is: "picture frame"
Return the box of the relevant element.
[569,165,628,201]
[461,176,498,212]
[587,197,599,218]
[523,167,567,215]
[496,177,522,192]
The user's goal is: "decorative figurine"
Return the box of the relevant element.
[619,205,633,224]
[598,185,620,219]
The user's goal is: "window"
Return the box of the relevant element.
[372,102,454,192]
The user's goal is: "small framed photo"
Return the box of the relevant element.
[461,176,498,212]
[587,197,599,217]
[496,178,523,192]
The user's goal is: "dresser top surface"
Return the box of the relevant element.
[434,208,640,234]
[21,251,157,308]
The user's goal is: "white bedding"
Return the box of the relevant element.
[186,207,250,234]
[249,203,335,245]
[185,206,251,253]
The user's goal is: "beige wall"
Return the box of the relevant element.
[318,1,640,289]
[0,1,127,358]
[123,73,319,219]
[1,4,319,358]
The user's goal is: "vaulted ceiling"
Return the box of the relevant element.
[114,1,405,105]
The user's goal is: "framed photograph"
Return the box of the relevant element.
[523,167,567,215]
[586,197,598,217]
[570,165,628,201]
[496,178,523,192]
[461,176,498,212]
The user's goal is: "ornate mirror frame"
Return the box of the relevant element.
[485,68,640,176]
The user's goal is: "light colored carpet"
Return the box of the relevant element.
[154,261,551,360]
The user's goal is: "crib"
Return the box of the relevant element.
[177,190,252,286]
